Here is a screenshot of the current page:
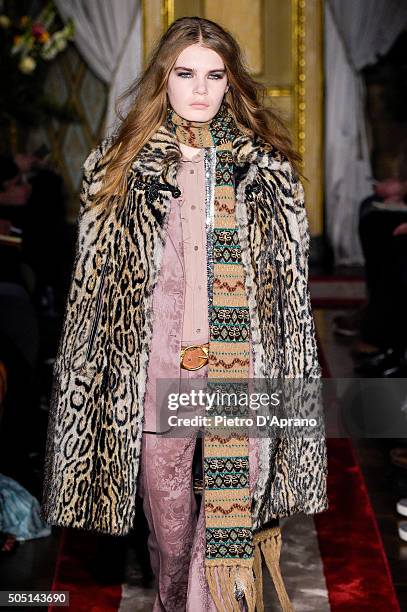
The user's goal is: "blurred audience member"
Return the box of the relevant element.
[15,148,67,314]
[0,148,68,313]
[0,156,30,287]
[335,176,407,376]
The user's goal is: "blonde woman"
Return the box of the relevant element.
[42,16,328,612]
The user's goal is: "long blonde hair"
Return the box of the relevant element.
[95,16,302,209]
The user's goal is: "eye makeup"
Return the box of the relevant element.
[173,66,226,79]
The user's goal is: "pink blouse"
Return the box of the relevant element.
[176,148,210,345]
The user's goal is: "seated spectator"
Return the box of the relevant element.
[356,177,407,375]
[0,148,68,313]
[14,148,67,313]
[0,155,31,287]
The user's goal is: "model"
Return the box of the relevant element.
[41,16,328,612]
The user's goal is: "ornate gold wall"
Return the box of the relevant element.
[142,0,323,236]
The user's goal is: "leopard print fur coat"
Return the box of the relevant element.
[41,125,328,535]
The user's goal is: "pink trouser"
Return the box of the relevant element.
[137,362,259,612]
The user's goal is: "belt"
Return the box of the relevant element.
[180,342,209,370]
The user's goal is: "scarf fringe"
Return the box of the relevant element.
[205,527,293,612]
[205,561,256,612]
[253,526,294,612]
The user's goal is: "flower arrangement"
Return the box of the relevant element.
[0,2,74,74]
[0,1,77,128]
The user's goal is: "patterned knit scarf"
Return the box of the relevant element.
[165,101,293,612]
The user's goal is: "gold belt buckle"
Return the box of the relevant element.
[180,343,209,370]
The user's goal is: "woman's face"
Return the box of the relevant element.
[167,43,229,122]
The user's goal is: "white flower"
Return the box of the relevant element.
[19,55,36,74]
[55,38,67,51]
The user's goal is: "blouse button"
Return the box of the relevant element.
[173,188,181,198]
